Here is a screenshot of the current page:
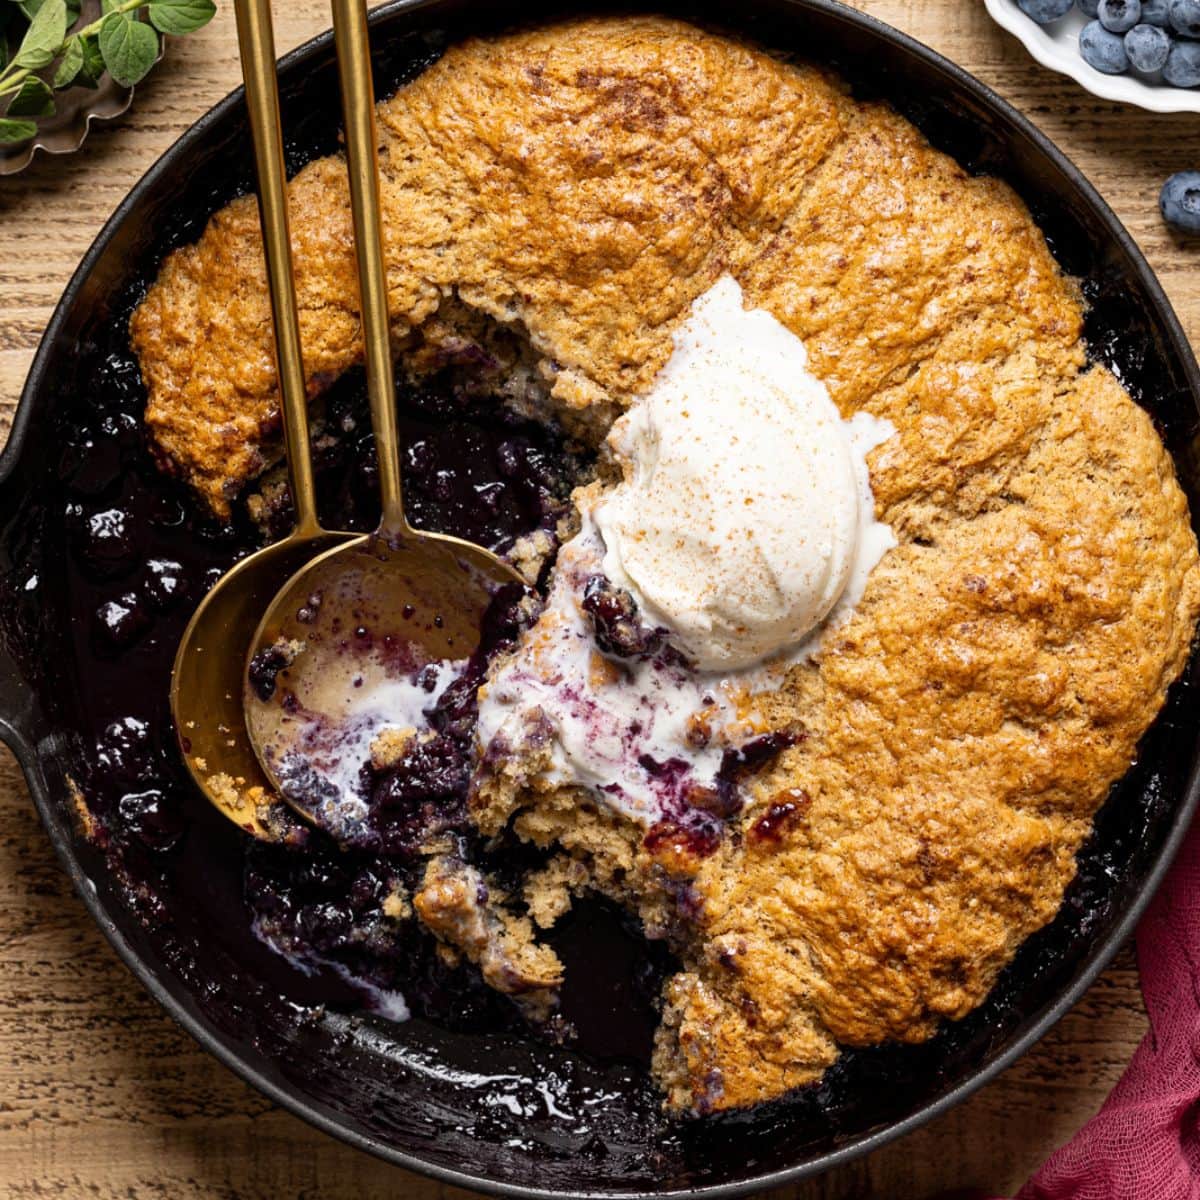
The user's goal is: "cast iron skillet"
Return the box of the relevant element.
[2,1,1199,1195]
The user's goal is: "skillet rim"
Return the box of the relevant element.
[2,1,1199,1195]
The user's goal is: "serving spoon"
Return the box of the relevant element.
[170,0,356,841]
[241,0,525,835]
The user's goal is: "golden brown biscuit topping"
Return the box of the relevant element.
[130,16,1200,1114]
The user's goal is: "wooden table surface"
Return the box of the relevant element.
[1,2,1196,1196]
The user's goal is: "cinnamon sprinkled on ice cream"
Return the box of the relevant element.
[591,276,895,671]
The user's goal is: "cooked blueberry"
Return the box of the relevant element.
[296,591,322,624]
[496,439,527,479]
[143,558,186,610]
[98,409,141,450]
[1164,37,1200,80]
[1081,20,1132,69]
[148,493,187,529]
[1078,0,1102,13]
[749,791,811,844]
[355,433,380,492]
[1161,171,1200,234]
[375,734,468,806]
[405,438,435,477]
[118,789,184,852]
[474,481,504,513]
[1141,0,1172,21]
[1100,0,1142,31]
[248,641,292,701]
[78,507,138,576]
[711,732,800,817]
[94,350,146,412]
[430,674,478,739]
[1170,0,1200,34]
[582,574,666,661]
[643,819,721,860]
[96,716,153,782]
[1126,22,1172,69]
[94,593,151,647]
[430,468,455,501]
[1019,0,1074,20]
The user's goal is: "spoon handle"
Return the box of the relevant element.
[331,0,410,539]
[234,0,322,536]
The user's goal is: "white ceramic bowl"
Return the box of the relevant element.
[984,0,1200,113]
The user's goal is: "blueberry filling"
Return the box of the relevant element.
[51,307,804,1087]
[357,583,537,858]
[636,732,800,860]
[57,332,611,1041]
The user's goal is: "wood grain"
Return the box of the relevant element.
[1,2,1195,1196]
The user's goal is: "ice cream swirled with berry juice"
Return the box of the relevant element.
[473,276,896,836]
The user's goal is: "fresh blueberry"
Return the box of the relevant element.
[1164,37,1200,80]
[1161,172,1200,234]
[1141,0,1172,22]
[1126,22,1172,69]
[1019,0,1074,20]
[1078,0,1102,13]
[1100,0,1142,31]
[1170,0,1200,34]
[1080,19,1132,69]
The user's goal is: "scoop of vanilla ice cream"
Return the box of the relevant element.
[589,276,875,671]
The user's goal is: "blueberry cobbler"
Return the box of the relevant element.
[116,17,1200,1113]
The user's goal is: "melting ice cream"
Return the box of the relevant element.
[475,276,897,826]
[592,275,894,671]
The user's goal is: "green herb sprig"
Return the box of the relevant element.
[0,0,215,145]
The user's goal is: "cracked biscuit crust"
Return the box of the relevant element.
[131,16,1200,1112]
[131,16,849,513]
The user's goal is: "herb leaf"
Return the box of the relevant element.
[53,32,84,88]
[147,0,215,36]
[18,0,82,23]
[8,74,55,116]
[75,31,104,87]
[0,0,208,149]
[97,10,158,87]
[0,115,39,143]
[14,0,68,69]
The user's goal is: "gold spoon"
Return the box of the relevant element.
[241,0,525,839]
[170,0,356,841]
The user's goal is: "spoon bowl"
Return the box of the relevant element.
[171,529,355,839]
[243,530,523,839]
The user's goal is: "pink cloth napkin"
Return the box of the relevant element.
[1011,809,1200,1199]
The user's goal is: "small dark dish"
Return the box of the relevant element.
[1,1,1198,1195]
